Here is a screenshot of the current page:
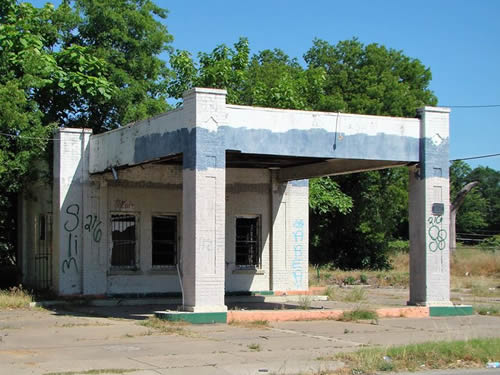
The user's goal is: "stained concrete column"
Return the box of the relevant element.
[408,106,451,306]
[180,88,227,312]
[52,128,92,295]
[270,172,309,292]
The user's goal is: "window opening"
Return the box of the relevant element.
[111,214,137,268]
[235,217,260,267]
[152,215,177,267]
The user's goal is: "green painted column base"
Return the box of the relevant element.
[155,311,227,324]
[429,305,474,316]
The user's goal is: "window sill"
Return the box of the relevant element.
[147,268,178,275]
[107,269,143,276]
[232,268,265,275]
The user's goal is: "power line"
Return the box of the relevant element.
[450,153,500,162]
[443,104,500,108]
[0,132,60,141]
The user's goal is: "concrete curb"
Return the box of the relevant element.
[29,294,328,308]
[227,306,430,322]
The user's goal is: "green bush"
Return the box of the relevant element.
[388,240,409,253]
[479,235,500,252]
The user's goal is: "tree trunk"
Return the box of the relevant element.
[450,181,479,252]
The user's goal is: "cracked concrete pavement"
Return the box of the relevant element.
[1,305,500,375]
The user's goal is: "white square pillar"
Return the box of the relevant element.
[180,88,227,312]
[408,107,451,306]
[52,128,92,295]
[270,172,309,292]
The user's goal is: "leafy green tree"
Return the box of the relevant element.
[466,165,500,232]
[169,37,438,268]
[36,0,173,132]
[304,39,436,268]
[0,0,173,265]
[304,38,437,116]
[0,0,115,264]
[449,160,488,235]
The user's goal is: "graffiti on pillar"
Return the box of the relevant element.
[62,203,102,273]
[85,215,102,243]
[62,204,80,273]
[292,219,305,288]
[428,216,447,252]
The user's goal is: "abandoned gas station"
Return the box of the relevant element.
[19,87,453,321]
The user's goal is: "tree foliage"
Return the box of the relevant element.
[169,37,439,268]
[449,160,488,234]
[0,0,173,264]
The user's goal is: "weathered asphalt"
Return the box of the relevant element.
[1,303,500,375]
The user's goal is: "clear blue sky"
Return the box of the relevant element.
[30,1,500,170]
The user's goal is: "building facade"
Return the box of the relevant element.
[19,88,452,316]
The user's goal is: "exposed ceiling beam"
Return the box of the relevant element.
[278,159,410,182]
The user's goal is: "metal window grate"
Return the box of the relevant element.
[152,215,177,266]
[35,213,52,290]
[111,214,137,267]
[235,217,260,266]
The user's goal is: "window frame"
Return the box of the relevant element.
[151,213,179,269]
[109,212,140,271]
[235,215,261,269]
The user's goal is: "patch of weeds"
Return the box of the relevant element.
[44,369,139,375]
[138,317,193,337]
[470,285,500,297]
[342,287,366,303]
[297,295,312,309]
[359,274,368,284]
[331,337,500,373]
[248,343,261,351]
[324,286,336,301]
[57,321,111,328]
[340,309,378,322]
[0,286,33,309]
[229,320,269,329]
[344,276,356,285]
[476,305,500,316]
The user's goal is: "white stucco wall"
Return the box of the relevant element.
[225,168,271,292]
[104,164,183,294]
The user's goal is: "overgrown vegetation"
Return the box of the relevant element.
[228,320,270,328]
[1,1,498,274]
[0,0,173,267]
[0,285,33,309]
[44,369,139,375]
[311,245,499,291]
[330,338,500,373]
[340,309,377,322]
[298,295,312,309]
[138,316,193,337]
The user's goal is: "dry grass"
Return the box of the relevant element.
[451,247,500,277]
[44,369,139,375]
[310,247,499,293]
[0,286,33,309]
[451,247,500,293]
[340,309,378,322]
[328,337,500,373]
[228,320,270,329]
[138,316,194,337]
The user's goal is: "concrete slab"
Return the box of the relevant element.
[1,303,499,375]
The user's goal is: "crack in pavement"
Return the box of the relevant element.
[268,327,364,346]
[127,356,163,374]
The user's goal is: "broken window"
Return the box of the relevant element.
[235,216,260,267]
[110,214,138,268]
[152,215,177,267]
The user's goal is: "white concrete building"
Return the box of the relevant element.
[19,88,453,321]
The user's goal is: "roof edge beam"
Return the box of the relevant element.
[278,159,409,182]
